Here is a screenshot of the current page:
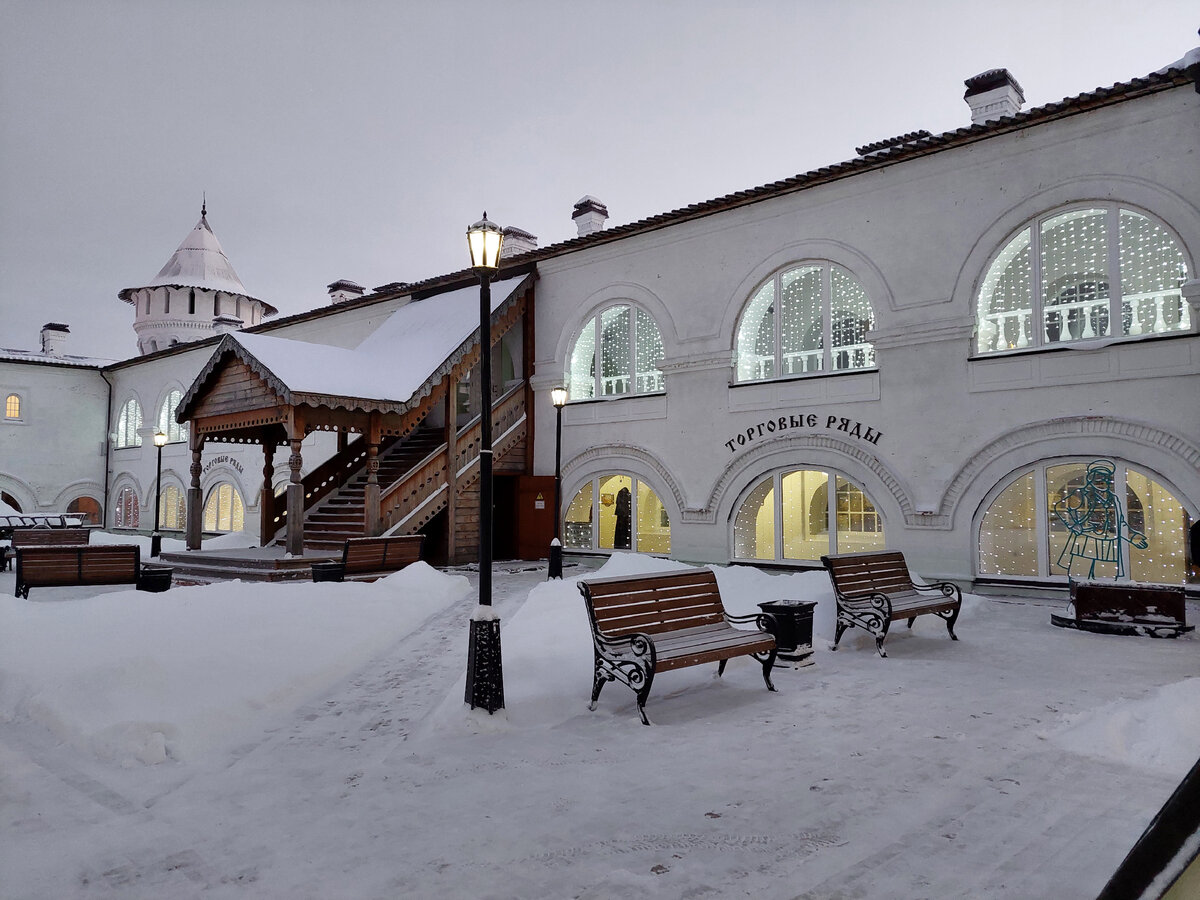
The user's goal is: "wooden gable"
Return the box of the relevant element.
[190,358,287,425]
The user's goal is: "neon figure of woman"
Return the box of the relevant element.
[1053,460,1147,580]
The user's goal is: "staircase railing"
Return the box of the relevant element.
[378,441,451,533]
[379,382,527,535]
[453,383,526,480]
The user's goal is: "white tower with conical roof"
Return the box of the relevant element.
[118,203,276,355]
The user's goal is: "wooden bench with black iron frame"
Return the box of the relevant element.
[578,568,779,725]
[821,550,961,658]
[14,544,173,599]
[310,534,424,583]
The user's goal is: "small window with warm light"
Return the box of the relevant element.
[4,393,21,420]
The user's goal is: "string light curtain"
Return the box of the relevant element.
[735,263,876,382]
[976,206,1190,353]
[567,304,665,400]
[157,390,188,443]
[115,398,143,448]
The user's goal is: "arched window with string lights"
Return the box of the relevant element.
[733,263,876,383]
[975,205,1191,354]
[977,460,1190,584]
[566,305,665,401]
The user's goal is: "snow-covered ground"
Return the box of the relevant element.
[1,551,1196,899]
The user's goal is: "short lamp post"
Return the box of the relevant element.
[464,212,506,714]
[548,386,568,579]
[151,430,168,558]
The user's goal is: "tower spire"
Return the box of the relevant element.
[201,192,207,218]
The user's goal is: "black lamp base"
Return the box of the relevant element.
[465,617,505,713]
[150,532,162,559]
[548,543,563,579]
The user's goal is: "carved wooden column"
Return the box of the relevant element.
[364,412,382,537]
[186,429,205,550]
[259,440,276,547]
[286,413,306,556]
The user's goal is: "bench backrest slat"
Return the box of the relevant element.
[17,545,141,587]
[822,551,914,598]
[342,535,423,573]
[12,527,91,548]
[581,569,728,637]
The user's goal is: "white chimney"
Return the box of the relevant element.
[212,314,244,335]
[964,68,1025,125]
[327,279,365,305]
[40,322,69,357]
[572,195,609,236]
[500,226,538,259]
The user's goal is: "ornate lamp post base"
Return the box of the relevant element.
[465,616,505,713]
[548,539,563,579]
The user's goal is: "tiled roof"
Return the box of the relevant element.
[374,58,1198,301]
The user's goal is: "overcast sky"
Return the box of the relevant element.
[1,1,1196,360]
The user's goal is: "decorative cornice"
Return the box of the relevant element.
[695,433,916,526]
[939,415,1200,524]
[658,351,733,375]
[868,315,977,351]
[561,442,686,515]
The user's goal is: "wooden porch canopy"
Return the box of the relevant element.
[176,273,534,555]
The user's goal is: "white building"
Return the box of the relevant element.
[2,51,1197,591]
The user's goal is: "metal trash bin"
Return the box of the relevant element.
[311,561,346,583]
[758,599,817,666]
[136,566,174,593]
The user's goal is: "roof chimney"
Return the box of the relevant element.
[500,226,538,259]
[40,322,69,357]
[964,68,1025,125]
[327,279,365,305]
[212,314,244,335]
[572,195,609,236]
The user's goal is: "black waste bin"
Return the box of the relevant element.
[311,561,346,583]
[758,599,817,666]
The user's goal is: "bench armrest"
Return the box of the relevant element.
[912,580,962,605]
[724,610,779,638]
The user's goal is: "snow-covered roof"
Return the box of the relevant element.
[0,347,114,368]
[184,274,530,417]
[150,211,248,295]
[118,209,278,315]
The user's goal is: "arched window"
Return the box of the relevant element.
[4,393,20,420]
[157,390,187,443]
[976,205,1191,353]
[977,460,1189,584]
[158,484,186,531]
[115,398,143,448]
[564,474,671,553]
[567,305,665,400]
[114,486,139,529]
[203,483,245,532]
[732,469,884,562]
[734,263,876,382]
[66,496,101,526]
[188,289,196,315]
[1,491,22,512]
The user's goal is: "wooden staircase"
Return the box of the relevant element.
[303,426,445,552]
[295,383,529,557]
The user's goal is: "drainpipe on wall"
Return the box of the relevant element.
[100,369,113,529]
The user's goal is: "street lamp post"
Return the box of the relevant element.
[151,430,168,558]
[464,212,505,714]
[548,386,568,579]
